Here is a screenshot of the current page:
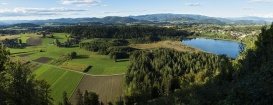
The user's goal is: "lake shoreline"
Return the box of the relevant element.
[182,38,242,59]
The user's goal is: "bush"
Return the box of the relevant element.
[70,52,77,59]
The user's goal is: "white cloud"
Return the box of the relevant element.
[1,2,8,5]
[248,14,273,18]
[101,10,147,14]
[101,4,108,7]
[185,3,202,6]
[60,0,100,6]
[0,7,87,17]
[242,7,257,10]
[248,0,273,3]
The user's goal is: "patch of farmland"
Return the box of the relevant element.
[25,62,42,71]
[33,57,53,63]
[50,71,84,105]
[60,62,90,72]
[37,68,66,85]
[0,35,21,40]
[70,75,124,104]
[33,65,52,77]
[26,38,42,46]
[17,53,33,57]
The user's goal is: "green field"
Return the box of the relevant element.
[50,71,83,104]
[37,68,67,85]
[69,58,129,75]
[33,65,52,77]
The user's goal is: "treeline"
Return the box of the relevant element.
[0,30,21,35]
[124,49,233,104]
[49,26,190,39]
[79,39,137,60]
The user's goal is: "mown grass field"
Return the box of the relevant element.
[50,71,83,104]
[60,62,90,72]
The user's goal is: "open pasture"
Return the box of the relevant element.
[60,62,90,72]
[26,38,42,46]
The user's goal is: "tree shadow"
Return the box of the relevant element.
[116,59,129,62]
[65,45,79,48]
[83,66,92,73]
[76,55,89,59]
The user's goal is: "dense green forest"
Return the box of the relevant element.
[49,26,190,40]
[124,49,233,104]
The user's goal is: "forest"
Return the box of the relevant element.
[49,26,190,40]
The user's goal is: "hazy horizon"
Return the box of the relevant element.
[1,0,273,20]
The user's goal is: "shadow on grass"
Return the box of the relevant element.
[11,50,35,55]
[76,55,89,59]
[65,45,79,48]
[116,59,129,62]
[83,66,92,73]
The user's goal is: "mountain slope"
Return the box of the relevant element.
[130,13,209,21]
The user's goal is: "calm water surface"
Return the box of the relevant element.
[182,38,242,58]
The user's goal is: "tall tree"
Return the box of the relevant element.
[76,89,84,105]
[54,39,61,47]
[74,90,100,105]
[60,91,71,105]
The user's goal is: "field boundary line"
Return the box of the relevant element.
[68,74,85,99]
[35,64,51,78]
[49,71,68,89]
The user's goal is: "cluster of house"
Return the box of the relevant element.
[0,38,24,48]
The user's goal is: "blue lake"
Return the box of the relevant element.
[182,38,242,58]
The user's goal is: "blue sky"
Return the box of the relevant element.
[0,0,273,20]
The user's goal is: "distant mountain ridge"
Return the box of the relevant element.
[0,22,6,25]
[28,16,138,25]
[0,13,273,25]
[130,13,273,24]
[129,14,209,21]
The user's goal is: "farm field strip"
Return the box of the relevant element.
[37,68,67,85]
[33,65,52,77]
[50,71,84,105]
[70,75,124,104]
